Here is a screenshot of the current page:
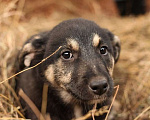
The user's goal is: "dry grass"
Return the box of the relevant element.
[0,0,150,119]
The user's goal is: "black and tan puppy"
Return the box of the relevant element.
[15,18,120,120]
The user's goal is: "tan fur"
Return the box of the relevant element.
[113,35,120,45]
[33,35,41,40]
[24,53,34,67]
[56,59,72,84]
[23,43,33,52]
[45,59,72,88]
[74,105,83,118]
[60,90,73,103]
[29,35,41,42]
[113,36,120,61]
[107,55,115,77]
[45,65,55,84]
[67,38,79,51]
[92,33,101,47]
[19,43,34,66]
[60,72,72,84]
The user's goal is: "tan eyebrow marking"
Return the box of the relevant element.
[92,33,101,47]
[67,38,79,51]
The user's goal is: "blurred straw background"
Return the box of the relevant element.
[0,0,150,119]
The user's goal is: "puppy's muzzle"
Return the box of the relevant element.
[89,77,109,96]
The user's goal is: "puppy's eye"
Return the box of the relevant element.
[61,51,73,60]
[100,46,108,55]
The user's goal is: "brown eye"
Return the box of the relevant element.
[61,51,73,60]
[100,46,108,55]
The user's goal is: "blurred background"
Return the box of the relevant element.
[0,0,150,120]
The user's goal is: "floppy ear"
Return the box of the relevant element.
[105,29,121,63]
[18,32,48,70]
[112,35,121,63]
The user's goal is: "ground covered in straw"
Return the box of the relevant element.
[0,0,150,120]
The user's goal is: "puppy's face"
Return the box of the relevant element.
[20,19,120,105]
[43,19,121,104]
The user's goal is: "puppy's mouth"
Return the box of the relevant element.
[66,88,110,105]
[86,96,108,105]
[58,81,113,105]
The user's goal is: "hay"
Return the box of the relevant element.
[0,0,150,119]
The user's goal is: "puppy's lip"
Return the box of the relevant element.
[66,88,109,103]
[78,95,109,105]
[87,97,108,105]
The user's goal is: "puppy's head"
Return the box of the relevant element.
[43,19,121,104]
[20,18,120,105]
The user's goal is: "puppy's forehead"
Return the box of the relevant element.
[66,33,101,50]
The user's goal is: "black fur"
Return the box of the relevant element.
[15,18,121,120]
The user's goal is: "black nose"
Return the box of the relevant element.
[89,80,108,95]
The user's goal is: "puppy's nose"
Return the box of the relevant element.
[89,80,108,95]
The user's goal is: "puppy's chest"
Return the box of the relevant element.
[74,105,83,119]
[46,96,83,120]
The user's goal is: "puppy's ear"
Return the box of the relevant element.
[112,35,121,63]
[18,33,48,69]
[106,30,121,63]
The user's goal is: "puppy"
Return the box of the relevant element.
[15,18,120,120]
